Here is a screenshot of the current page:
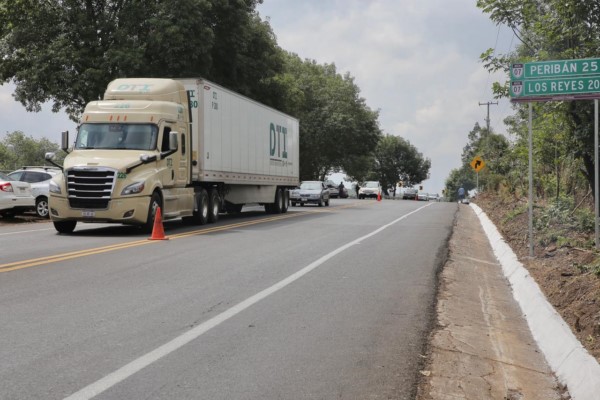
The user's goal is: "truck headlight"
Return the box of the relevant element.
[121,181,145,195]
[49,180,62,194]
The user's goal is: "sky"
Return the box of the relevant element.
[0,0,515,194]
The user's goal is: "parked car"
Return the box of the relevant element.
[428,193,440,202]
[401,187,418,200]
[8,166,61,218]
[0,172,35,218]
[359,181,382,199]
[325,180,339,198]
[289,181,330,207]
[417,192,429,201]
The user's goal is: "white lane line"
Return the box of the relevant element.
[0,227,55,236]
[65,203,433,400]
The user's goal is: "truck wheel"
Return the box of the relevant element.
[208,188,220,223]
[272,188,283,214]
[54,220,76,234]
[142,192,161,233]
[35,196,50,218]
[184,189,208,225]
[281,190,289,213]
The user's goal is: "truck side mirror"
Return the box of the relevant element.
[61,130,69,151]
[169,131,179,151]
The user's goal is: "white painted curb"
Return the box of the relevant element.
[471,203,600,400]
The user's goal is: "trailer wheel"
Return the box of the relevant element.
[271,188,283,214]
[208,188,220,223]
[281,190,289,213]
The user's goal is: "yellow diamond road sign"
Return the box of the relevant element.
[470,156,485,172]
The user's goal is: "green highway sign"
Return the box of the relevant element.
[510,75,600,99]
[511,58,600,80]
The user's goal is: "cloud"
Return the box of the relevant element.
[258,0,514,193]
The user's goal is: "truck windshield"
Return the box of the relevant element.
[75,123,158,150]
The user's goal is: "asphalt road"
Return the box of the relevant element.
[0,198,456,400]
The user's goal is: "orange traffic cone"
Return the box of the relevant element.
[377,191,381,201]
[148,207,168,240]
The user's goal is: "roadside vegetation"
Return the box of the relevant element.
[0,0,429,188]
[444,0,600,361]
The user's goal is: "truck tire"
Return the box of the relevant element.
[281,190,289,213]
[184,189,208,225]
[271,188,283,214]
[54,220,77,234]
[142,192,161,234]
[208,188,220,223]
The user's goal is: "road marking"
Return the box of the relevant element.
[0,202,367,273]
[0,226,55,236]
[63,202,432,400]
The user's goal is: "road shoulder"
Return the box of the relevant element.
[417,204,564,399]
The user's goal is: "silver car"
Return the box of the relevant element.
[290,181,330,207]
[0,172,35,218]
[9,166,61,218]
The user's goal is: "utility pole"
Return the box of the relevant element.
[479,101,499,131]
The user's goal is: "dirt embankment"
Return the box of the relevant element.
[474,193,600,362]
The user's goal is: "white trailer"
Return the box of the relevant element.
[178,78,299,209]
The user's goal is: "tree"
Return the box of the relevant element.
[478,0,600,197]
[372,135,430,193]
[0,131,63,171]
[275,53,382,181]
[0,0,283,120]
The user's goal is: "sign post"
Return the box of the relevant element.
[510,58,600,252]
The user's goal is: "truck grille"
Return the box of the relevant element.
[66,167,116,209]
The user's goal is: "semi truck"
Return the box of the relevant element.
[46,78,299,233]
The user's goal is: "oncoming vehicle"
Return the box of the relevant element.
[8,166,61,218]
[289,181,330,207]
[0,172,35,218]
[417,192,429,201]
[358,181,382,199]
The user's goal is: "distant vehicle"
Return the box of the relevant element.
[9,166,61,218]
[290,181,330,207]
[427,193,440,202]
[339,185,349,198]
[417,192,429,201]
[401,187,418,200]
[325,180,339,198]
[0,172,35,218]
[359,181,382,199]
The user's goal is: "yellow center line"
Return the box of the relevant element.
[1,202,367,273]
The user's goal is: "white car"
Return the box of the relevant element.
[359,181,382,199]
[0,172,35,218]
[8,166,61,218]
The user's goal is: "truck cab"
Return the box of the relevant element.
[47,79,195,233]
